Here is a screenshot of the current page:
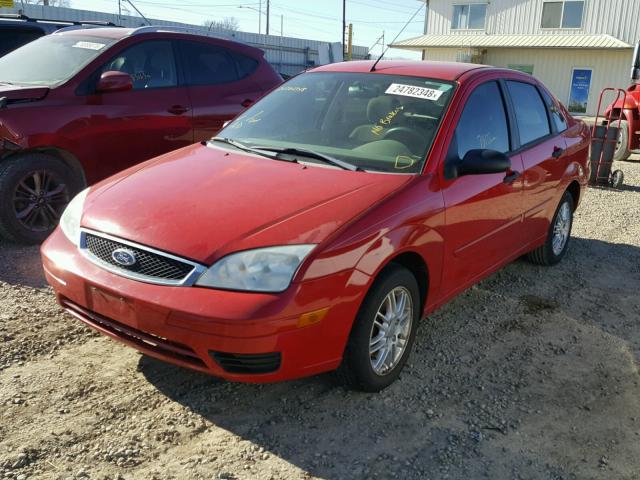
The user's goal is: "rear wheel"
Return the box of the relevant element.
[0,153,82,244]
[336,264,420,392]
[613,120,631,162]
[527,191,574,266]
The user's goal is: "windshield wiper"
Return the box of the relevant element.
[253,146,362,171]
[209,137,282,161]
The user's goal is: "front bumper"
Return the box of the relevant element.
[41,228,367,383]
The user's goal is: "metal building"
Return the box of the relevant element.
[2,3,370,77]
[392,0,640,115]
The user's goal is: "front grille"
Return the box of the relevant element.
[83,232,196,283]
[210,351,282,374]
[61,298,207,369]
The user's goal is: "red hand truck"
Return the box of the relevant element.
[590,88,626,189]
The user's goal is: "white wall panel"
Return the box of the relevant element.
[426,0,640,44]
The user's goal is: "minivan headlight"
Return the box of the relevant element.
[59,188,89,246]
[196,245,315,292]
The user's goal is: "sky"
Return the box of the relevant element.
[73,0,425,59]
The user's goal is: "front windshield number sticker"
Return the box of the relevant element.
[385,83,443,101]
[72,41,106,51]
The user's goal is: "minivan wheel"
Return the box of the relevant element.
[0,153,81,244]
[527,191,574,266]
[336,264,420,392]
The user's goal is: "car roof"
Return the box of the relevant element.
[56,27,264,57]
[312,60,492,81]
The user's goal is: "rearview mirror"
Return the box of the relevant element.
[96,71,133,94]
[454,149,511,177]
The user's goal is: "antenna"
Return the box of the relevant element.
[370,2,425,72]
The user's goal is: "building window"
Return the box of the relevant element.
[452,3,488,30]
[541,1,584,29]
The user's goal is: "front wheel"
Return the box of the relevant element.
[0,153,82,244]
[527,191,574,266]
[336,264,420,392]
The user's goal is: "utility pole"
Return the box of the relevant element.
[266,0,270,35]
[118,0,121,24]
[342,0,346,58]
[347,23,353,60]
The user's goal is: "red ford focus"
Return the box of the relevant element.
[41,61,590,391]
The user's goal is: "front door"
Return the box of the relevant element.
[82,39,193,182]
[440,81,525,294]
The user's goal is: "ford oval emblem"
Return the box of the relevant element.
[111,248,137,267]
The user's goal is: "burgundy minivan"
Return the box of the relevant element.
[0,26,282,243]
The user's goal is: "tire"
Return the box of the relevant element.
[612,120,631,162]
[527,191,574,266]
[0,153,83,244]
[336,264,420,392]
[611,169,624,189]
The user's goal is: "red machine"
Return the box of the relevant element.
[603,41,640,162]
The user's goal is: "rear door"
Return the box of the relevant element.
[82,39,193,180]
[503,80,567,241]
[177,40,261,142]
[440,80,525,292]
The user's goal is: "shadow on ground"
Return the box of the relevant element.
[138,237,640,479]
[0,239,46,288]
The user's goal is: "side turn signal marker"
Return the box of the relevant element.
[297,307,330,328]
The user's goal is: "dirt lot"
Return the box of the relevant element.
[1,158,640,480]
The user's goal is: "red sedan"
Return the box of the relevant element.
[41,61,590,391]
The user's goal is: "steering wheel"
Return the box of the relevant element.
[382,127,424,154]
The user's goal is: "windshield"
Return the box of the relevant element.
[0,34,115,86]
[218,71,455,173]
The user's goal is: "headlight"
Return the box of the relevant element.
[59,188,89,246]
[196,245,315,292]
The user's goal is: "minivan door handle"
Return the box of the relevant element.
[552,146,564,158]
[168,105,189,115]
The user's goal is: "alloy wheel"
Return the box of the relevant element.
[13,170,69,232]
[369,286,413,376]
[552,201,571,256]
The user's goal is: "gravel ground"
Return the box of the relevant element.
[1,157,640,480]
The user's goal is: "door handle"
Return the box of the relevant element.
[552,146,564,158]
[503,170,521,184]
[241,98,254,108]
[168,105,189,115]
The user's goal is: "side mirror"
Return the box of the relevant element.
[453,149,511,177]
[96,71,133,94]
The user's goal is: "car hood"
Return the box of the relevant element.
[82,143,412,264]
[0,84,49,103]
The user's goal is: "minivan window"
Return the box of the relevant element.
[0,34,116,86]
[452,81,510,159]
[100,40,177,90]
[179,41,240,85]
[217,72,455,173]
[506,81,551,145]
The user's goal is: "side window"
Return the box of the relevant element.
[540,88,568,132]
[229,51,259,79]
[179,41,240,85]
[100,40,177,90]
[506,81,551,145]
[452,81,510,160]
